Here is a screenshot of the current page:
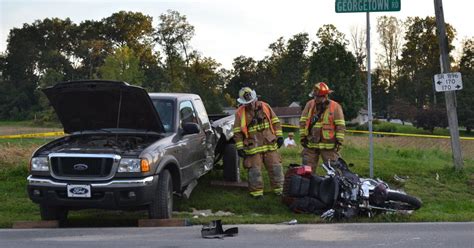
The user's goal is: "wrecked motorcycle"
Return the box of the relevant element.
[283,158,422,220]
[318,158,422,220]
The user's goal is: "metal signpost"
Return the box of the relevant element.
[335,0,401,178]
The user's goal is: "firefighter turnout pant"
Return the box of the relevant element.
[302,147,339,172]
[243,150,284,197]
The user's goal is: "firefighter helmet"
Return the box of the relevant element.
[313,82,333,96]
[237,87,257,105]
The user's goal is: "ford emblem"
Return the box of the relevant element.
[69,187,89,195]
[73,163,88,171]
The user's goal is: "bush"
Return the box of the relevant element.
[376,122,397,132]
[414,107,448,134]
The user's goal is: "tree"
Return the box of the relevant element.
[102,11,159,88]
[349,25,366,71]
[155,10,195,91]
[376,16,403,88]
[185,53,225,113]
[276,33,309,105]
[103,11,154,50]
[371,68,392,118]
[307,24,364,120]
[250,33,309,107]
[414,106,448,133]
[387,99,417,125]
[457,38,474,132]
[98,46,145,86]
[2,18,77,119]
[397,17,456,108]
[225,56,258,104]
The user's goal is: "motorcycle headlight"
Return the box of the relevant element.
[30,157,49,171]
[118,158,142,173]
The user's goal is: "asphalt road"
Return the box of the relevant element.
[0,222,473,248]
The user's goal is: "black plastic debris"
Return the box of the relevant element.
[201,219,238,239]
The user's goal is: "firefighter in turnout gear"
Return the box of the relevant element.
[233,87,284,198]
[299,82,345,172]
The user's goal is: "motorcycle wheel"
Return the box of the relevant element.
[385,191,422,210]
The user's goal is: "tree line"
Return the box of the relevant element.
[0,10,472,132]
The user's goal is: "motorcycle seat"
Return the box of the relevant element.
[318,177,339,208]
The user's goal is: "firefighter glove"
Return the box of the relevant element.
[237,149,246,158]
[277,137,284,148]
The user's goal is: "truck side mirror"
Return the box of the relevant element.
[182,122,201,135]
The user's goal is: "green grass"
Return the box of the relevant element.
[0,120,61,128]
[0,138,54,145]
[0,137,473,228]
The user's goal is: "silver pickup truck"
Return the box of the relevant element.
[27,80,237,220]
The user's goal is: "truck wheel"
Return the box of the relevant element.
[39,204,68,221]
[223,143,240,182]
[148,169,173,219]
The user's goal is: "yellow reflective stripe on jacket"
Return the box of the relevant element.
[250,190,264,196]
[275,130,283,136]
[300,116,308,122]
[273,187,283,193]
[240,108,247,137]
[271,117,280,124]
[300,128,307,136]
[236,141,244,149]
[336,133,345,138]
[307,142,336,149]
[334,120,346,126]
[244,143,278,155]
[236,101,276,138]
[248,122,271,132]
[321,101,336,140]
[233,127,242,133]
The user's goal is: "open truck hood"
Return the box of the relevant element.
[43,80,165,134]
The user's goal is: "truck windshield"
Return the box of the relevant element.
[152,99,174,132]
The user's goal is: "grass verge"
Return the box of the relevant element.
[0,137,473,228]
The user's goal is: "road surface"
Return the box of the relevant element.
[0,222,472,248]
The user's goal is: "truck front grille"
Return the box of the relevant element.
[49,154,120,180]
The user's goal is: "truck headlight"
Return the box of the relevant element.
[30,157,49,171]
[118,158,142,173]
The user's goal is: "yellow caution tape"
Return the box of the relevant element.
[0,131,65,139]
[2,126,474,141]
[281,124,474,140]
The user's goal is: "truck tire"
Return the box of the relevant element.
[148,169,173,219]
[223,143,240,182]
[40,204,68,221]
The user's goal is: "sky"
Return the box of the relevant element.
[1,0,473,69]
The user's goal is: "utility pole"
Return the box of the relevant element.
[433,0,463,170]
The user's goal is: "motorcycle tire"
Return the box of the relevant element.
[385,191,422,210]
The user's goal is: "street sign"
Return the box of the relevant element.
[335,0,401,13]
[434,72,463,92]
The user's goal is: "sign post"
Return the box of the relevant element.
[335,0,401,178]
[434,0,463,170]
